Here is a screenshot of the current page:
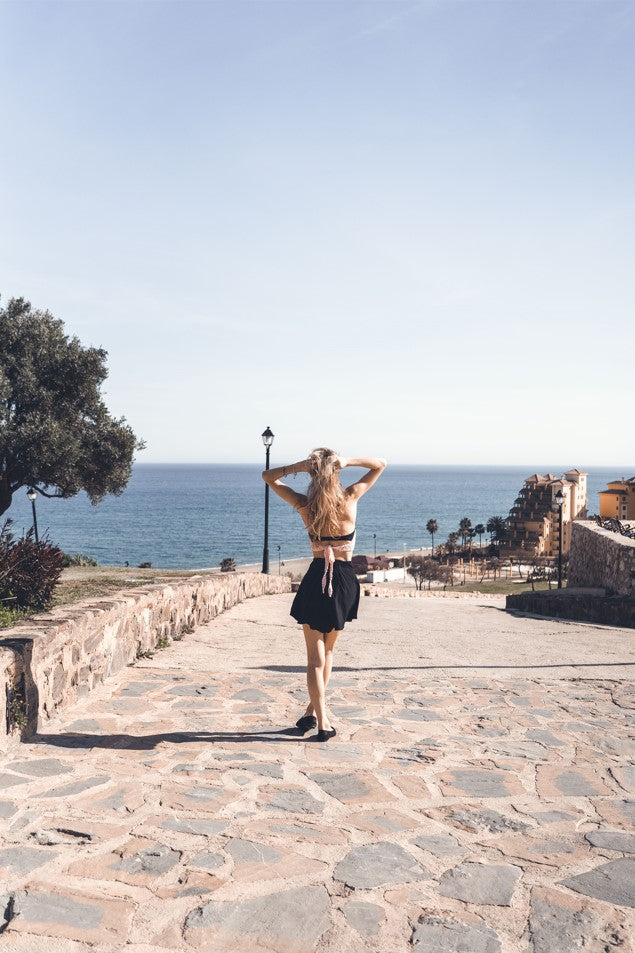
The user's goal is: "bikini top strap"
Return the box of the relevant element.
[310,528,356,542]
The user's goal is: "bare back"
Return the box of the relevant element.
[295,490,358,560]
[262,456,386,563]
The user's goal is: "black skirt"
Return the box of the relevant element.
[290,558,360,634]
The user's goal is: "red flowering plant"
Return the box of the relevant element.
[0,518,65,612]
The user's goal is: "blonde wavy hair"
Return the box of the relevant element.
[305,447,347,538]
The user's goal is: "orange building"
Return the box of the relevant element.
[504,469,587,557]
[599,477,635,520]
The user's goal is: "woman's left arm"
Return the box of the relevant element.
[261,459,310,509]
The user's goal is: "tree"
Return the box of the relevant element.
[0,297,144,517]
[474,523,485,548]
[509,555,525,581]
[434,542,447,561]
[407,555,438,590]
[437,565,454,589]
[407,561,424,590]
[487,516,508,548]
[458,517,472,550]
[446,532,459,560]
[426,519,438,556]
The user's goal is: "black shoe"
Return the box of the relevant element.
[316,727,337,742]
[295,715,317,732]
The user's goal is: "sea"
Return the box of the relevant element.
[2,465,629,570]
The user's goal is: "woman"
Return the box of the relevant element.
[261,449,387,741]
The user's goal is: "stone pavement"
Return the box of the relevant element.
[1,592,634,952]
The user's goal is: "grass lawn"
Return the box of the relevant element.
[451,579,558,595]
[53,565,218,607]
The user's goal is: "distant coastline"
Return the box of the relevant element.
[4,464,629,571]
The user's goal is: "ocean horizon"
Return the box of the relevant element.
[3,463,632,570]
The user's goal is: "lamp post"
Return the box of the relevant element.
[261,427,274,574]
[373,533,377,558]
[555,488,565,589]
[27,487,39,543]
[277,544,281,575]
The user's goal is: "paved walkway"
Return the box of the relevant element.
[1,593,634,952]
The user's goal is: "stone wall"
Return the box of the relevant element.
[364,587,501,600]
[569,520,635,596]
[506,589,635,629]
[0,641,23,741]
[0,572,291,753]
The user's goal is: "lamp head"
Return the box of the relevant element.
[555,489,565,506]
[27,487,37,502]
[261,427,274,448]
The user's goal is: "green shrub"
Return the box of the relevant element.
[7,675,27,731]
[61,552,98,567]
[0,605,28,629]
[220,557,236,572]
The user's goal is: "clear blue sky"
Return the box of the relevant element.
[2,0,633,467]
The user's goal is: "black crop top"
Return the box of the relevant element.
[309,529,356,543]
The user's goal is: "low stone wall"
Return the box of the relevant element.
[569,521,635,596]
[0,572,291,753]
[506,589,635,629]
[364,586,502,600]
[0,641,23,741]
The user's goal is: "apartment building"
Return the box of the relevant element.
[599,477,635,520]
[504,469,588,557]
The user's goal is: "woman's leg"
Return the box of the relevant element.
[323,628,340,694]
[303,625,333,731]
[303,628,340,719]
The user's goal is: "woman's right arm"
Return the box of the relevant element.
[261,459,310,510]
[341,457,387,499]
[261,459,311,485]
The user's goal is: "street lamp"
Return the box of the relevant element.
[261,427,274,573]
[277,544,281,575]
[27,487,39,543]
[373,533,377,558]
[555,488,565,589]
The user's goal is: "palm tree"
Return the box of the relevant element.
[474,523,485,548]
[446,532,459,561]
[458,517,472,550]
[426,519,438,557]
[487,516,508,549]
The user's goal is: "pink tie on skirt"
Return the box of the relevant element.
[321,545,335,597]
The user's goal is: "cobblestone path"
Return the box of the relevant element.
[1,594,634,952]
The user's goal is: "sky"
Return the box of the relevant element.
[1,0,633,467]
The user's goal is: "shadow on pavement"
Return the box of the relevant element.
[253,662,635,672]
[29,727,317,749]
